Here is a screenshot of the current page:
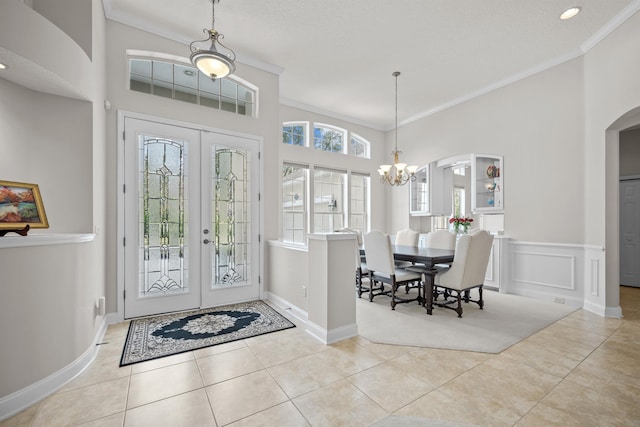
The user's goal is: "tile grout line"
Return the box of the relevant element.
[512,315,624,425]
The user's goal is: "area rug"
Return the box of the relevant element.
[120,300,295,366]
[356,290,577,353]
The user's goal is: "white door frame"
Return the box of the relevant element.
[116,111,264,322]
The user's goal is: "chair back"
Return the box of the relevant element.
[395,228,419,247]
[425,230,456,250]
[443,230,494,288]
[363,230,395,276]
[336,227,364,267]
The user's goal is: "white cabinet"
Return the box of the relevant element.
[471,154,503,213]
[484,235,509,292]
[409,162,452,216]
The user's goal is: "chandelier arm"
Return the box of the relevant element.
[215,35,237,61]
[189,31,213,53]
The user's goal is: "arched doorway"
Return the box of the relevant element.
[605,106,640,317]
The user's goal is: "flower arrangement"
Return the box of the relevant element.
[449,216,473,234]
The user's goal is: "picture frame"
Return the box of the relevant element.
[0,180,49,230]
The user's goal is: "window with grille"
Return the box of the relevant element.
[350,134,369,158]
[350,173,369,235]
[129,58,256,117]
[282,121,370,159]
[282,122,307,146]
[313,124,344,153]
[282,164,308,244]
[313,168,346,233]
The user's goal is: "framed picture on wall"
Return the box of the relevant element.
[0,180,49,230]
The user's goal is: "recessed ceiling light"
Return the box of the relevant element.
[560,6,581,20]
[0,62,8,70]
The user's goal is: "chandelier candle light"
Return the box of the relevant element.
[378,71,418,186]
[190,0,236,80]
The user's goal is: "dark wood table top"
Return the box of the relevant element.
[391,245,455,266]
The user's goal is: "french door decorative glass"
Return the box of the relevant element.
[141,136,187,296]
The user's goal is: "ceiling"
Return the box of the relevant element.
[103,1,637,130]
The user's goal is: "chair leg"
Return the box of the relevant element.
[390,280,397,310]
[368,272,374,302]
[478,285,484,309]
[455,292,463,318]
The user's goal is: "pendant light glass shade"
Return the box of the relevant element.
[189,0,236,80]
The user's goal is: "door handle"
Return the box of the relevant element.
[203,239,211,244]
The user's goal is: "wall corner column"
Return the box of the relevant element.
[306,233,358,344]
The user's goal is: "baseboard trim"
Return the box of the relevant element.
[265,292,308,324]
[605,305,623,318]
[0,317,108,422]
[306,320,358,345]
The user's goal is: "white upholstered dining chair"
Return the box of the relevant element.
[425,229,457,271]
[425,229,456,250]
[395,228,420,246]
[364,230,422,309]
[394,228,419,270]
[336,227,369,298]
[433,229,494,317]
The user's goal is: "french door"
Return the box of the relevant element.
[122,117,260,318]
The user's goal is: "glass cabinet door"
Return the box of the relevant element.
[471,154,503,213]
[410,165,430,215]
[410,162,450,216]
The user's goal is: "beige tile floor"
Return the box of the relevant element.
[3,286,640,427]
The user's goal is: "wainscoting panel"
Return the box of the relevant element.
[507,241,588,308]
[512,250,576,290]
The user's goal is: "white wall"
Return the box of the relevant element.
[0,0,108,413]
[0,79,93,232]
[32,0,93,58]
[0,241,98,399]
[389,57,585,243]
[584,10,640,314]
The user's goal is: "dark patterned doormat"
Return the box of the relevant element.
[120,300,295,366]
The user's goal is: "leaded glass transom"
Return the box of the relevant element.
[139,136,188,297]
[211,148,250,288]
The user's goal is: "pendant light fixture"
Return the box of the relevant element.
[189,0,236,81]
[378,71,418,186]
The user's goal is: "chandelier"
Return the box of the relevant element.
[378,71,418,186]
[189,0,236,81]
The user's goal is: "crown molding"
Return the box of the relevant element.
[580,0,640,54]
[279,97,387,131]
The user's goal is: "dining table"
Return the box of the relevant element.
[392,245,455,315]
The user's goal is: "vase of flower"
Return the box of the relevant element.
[449,217,473,234]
